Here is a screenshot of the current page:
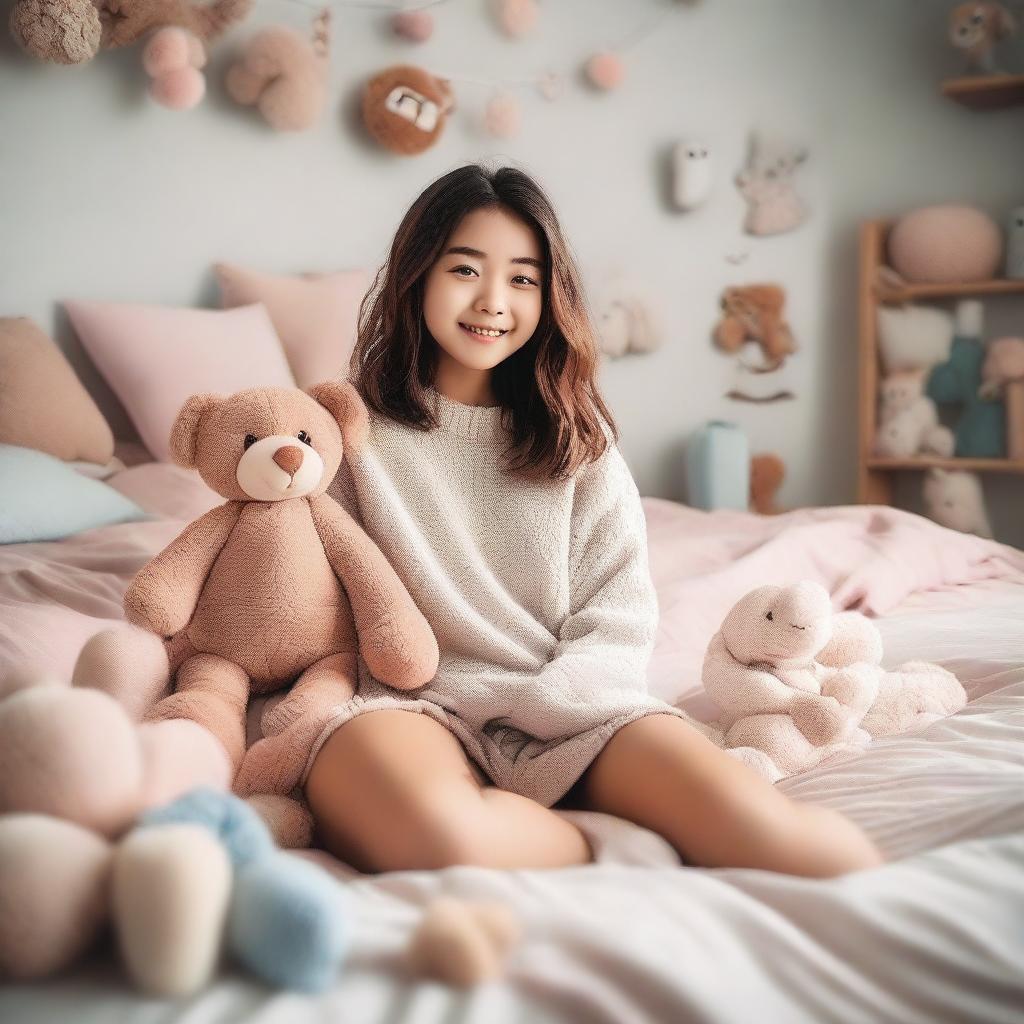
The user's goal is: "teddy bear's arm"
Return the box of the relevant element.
[703,634,809,725]
[309,495,439,689]
[123,502,243,637]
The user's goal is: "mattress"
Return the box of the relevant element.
[1,463,1022,1023]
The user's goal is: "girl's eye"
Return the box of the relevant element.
[244,434,258,450]
[513,275,538,287]
[297,430,312,446]
[451,265,477,277]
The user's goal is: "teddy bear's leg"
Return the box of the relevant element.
[726,714,828,776]
[260,653,358,737]
[145,654,250,772]
[860,662,966,738]
[72,625,172,721]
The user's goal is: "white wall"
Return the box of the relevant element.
[2,0,1022,537]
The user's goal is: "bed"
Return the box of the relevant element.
[1,460,1023,1023]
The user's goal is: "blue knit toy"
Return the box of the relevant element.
[141,788,352,993]
[926,301,1006,459]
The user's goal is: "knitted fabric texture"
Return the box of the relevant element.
[304,386,691,808]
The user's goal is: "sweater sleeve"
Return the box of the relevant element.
[494,438,660,742]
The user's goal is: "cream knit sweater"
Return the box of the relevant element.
[308,385,690,807]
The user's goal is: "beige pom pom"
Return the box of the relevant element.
[406,897,522,987]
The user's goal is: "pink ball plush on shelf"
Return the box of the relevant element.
[888,204,1003,284]
[585,51,626,90]
[392,11,434,43]
[498,0,539,37]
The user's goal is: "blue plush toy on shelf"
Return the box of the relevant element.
[926,300,1006,459]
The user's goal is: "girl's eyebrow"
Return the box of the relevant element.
[443,245,544,270]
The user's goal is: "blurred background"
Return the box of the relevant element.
[2,0,1022,543]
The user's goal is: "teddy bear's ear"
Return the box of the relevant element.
[308,379,368,455]
[169,393,223,469]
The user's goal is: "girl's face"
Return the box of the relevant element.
[423,206,544,393]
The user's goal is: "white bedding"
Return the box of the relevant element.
[1,467,1023,1023]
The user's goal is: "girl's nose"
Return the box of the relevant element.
[475,284,507,316]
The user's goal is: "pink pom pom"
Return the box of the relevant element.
[149,67,206,110]
[498,0,539,37]
[484,92,521,138]
[392,10,434,42]
[585,51,626,90]
[142,27,192,78]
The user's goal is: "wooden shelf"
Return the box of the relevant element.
[867,457,1024,474]
[877,278,1024,303]
[941,73,1024,110]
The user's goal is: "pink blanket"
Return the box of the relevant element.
[2,465,1023,715]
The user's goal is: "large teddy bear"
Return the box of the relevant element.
[74,380,439,811]
[701,582,966,782]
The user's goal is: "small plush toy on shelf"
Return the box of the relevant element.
[948,1,1018,75]
[922,467,994,538]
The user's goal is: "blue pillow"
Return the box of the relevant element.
[0,444,149,543]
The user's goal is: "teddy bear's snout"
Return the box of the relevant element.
[272,446,304,477]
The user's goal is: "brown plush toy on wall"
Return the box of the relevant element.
[713,284,796,373]
[98,0,254,49]
[80,381,440,808]
[362,64,455,155]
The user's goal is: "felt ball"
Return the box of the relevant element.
[483,92,522,138]
[0,687,143,837]
[407,897,511,987]
[497,0,539,37]
[0,815,111,980]
[392,10,433,42]
[9,0,102,65]
[888,205,1002,284]
[112,825,232,998]
[585,51,626,90]
[229,853,352,993]
[246,793,315,849]
[150,67,206,111]
[142,26,192,77]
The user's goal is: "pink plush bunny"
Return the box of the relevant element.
[701,581,966,782]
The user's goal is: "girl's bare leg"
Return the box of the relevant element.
[304,709,591,873]
[573,713,885,878]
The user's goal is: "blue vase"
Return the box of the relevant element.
[686,421,750,510]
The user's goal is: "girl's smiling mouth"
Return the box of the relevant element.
[459,322,509,341]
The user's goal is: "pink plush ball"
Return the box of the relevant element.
[392,10,434,42]
[149,66,206,111]
[142,26,192,77]
[484,92,522,138]
[888,205,1002,284]
[0,687,143,837]
[586,51,626,90]
[498,0,539,37]
[0,815,110,980]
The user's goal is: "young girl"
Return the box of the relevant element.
[303,163,884,878]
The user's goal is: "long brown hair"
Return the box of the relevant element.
[348,163,617,481]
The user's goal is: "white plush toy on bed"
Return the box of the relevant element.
[700,581,966,783]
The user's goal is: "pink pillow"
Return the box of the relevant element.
[64,300,295,462]
[214,263,369,388]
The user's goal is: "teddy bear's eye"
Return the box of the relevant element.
[766,610,774,621]
[244,434,258,450]
[297,430,312,446]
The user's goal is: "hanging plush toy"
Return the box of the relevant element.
[713,284,796,372]
[99,0,254,110]
[9,0,102,64]
[226,8,331,132]
[594,274,664,359]
[362,64,455,156]
[671,140,713,211]
[735,133,809,237]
